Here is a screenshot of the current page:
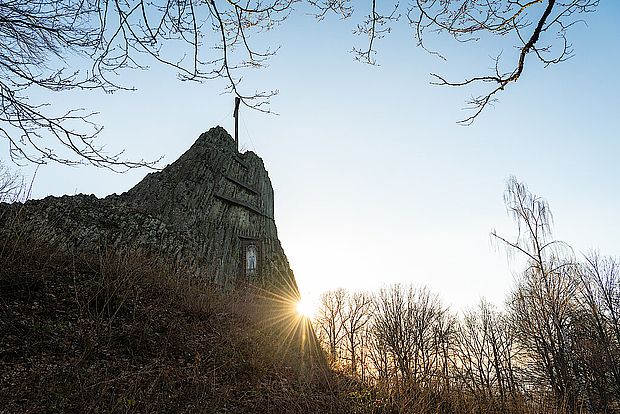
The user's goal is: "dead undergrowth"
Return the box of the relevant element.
[0,207,585,413]
[0,208,367,413]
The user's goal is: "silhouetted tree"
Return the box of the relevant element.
[573,252,620,409]
[494,176,592,412]
[342,291,373,378]
[456,299,517,410]
[315,288,347,365]
[372,284,452,395]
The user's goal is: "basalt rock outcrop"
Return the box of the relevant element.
[0,127,297,291]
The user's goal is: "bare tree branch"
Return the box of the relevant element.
[0,0,601,167]
[408,0,598,124]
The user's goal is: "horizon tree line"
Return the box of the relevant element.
[313,177,620,413]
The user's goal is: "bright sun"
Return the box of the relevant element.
[297,298,314,318]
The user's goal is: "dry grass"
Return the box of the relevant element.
[0,208,370,413]
[0,207,589,413]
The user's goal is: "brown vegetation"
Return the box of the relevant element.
[2,173,617,413]
[0,207,363,413]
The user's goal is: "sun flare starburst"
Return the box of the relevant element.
[297,298,315,318]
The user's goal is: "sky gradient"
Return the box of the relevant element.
[5,2,619,313]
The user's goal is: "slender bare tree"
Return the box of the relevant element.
[371,284,452,396]
[494,176,592,412]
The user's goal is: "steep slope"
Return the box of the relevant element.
[0,233,355,413]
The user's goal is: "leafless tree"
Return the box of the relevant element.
[508,262,588,409]
[314,288,347,366]
[342,290,373,378]
[0,0,289,168]
[371,284,452,395]
[456,299,518,410]
[572,252,620,409]
[494,176,592,412]
[373,284,415,388]
[365,309,393,390]
[0,159,25,202]
[1,0,600,167]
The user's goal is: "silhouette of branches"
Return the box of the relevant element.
[0,0,293,168]
[0,0,601,167]
[407,0,599,124]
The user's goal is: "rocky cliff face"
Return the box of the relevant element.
[0,127,297,291]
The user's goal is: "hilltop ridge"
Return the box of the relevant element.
[0,126,297,291]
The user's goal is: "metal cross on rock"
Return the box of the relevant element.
[233,97,240,152]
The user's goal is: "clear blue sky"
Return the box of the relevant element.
[5,2,620,312]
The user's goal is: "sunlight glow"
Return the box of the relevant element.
[297,298,314,318]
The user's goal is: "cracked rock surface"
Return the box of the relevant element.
[0,126,297,291]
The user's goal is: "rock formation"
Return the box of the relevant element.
[0,127,297,292]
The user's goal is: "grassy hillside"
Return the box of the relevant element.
[0,213,372,413]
